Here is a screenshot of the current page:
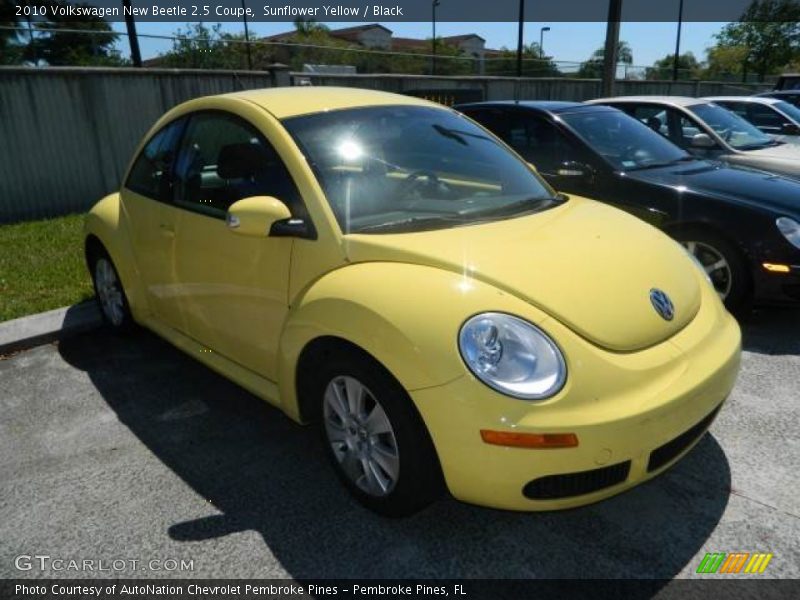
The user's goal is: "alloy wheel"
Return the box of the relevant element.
[323,375,400,497]
[681,240,733,300]
[95,257,125,326]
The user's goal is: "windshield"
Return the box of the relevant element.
[775,101,800,125]
[560,109,690,170]
[283,106,559,234]
[688,103,774,149]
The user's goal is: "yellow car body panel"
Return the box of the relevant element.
[412,279,740,510]
[342,197,702,352]
[84,88,742,511]
[84,192,148,319]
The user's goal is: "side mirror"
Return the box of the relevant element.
[781,122,800,135]
[226,196,291,237]
[690,133,716,149]
[556,161,591,178]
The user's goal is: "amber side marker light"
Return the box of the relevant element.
[763,263,791,273]
[480,430,579,449]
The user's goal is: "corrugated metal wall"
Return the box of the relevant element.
[296,73,772,102]
[0,66,287,224]
[0,67,772,224]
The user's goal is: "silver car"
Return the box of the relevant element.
[705,96,800,143]
[587,96,800,179]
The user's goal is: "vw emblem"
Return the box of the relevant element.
[650,288,675,321]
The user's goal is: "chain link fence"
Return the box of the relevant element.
[0,25,779,84]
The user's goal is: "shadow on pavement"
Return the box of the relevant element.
[740,307,800,356]
[59,328,731,580]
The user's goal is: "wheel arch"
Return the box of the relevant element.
[662,218,754,263]
[294,335,402,423]
[84,192,147,317]
[662,218,755,307]
[275,262,511,423]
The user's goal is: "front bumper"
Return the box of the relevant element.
[411,289,741,511]
[753,262,800,305]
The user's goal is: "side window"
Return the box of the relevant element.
[504,115,586,173]
[469,110,585,174]
[673,112,703,147]
[717,101,748,120]
[173,112,303,218]
[746,104,788,131]
[125,118,185,201]
[628,105,669,137]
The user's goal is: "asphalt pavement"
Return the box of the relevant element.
[1,309,799,581]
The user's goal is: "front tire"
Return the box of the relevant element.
[89,249,134,332]
[312,347,444,516]
[674,229,751,313]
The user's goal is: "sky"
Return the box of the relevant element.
[113,20,728,68]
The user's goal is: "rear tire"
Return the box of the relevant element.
[309,346,444,517]
[89,248,134,332]
[673,229,751,314]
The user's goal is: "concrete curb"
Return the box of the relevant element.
[0,301,102,355]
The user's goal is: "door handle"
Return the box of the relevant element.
[159,223,175,237]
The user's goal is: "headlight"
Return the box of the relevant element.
[777,217,800,250]
[458,312,566,400]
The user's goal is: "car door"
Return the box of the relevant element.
[121,117,188,330]
[170,110,306,379]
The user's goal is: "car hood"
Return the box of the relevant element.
[343,197,701,353]
[625,160,800,215]
[743,141,800,160]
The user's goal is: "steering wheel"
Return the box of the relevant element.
[718,128,733,142]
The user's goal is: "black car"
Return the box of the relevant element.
[456,101,800,311]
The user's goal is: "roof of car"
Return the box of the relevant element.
[704,96,781,105]
[456,100,611,114]
[220,86,437,119]
[758,90,800,97]
[587,96,709,108]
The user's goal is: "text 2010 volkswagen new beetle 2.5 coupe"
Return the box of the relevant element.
[85,88,741,516]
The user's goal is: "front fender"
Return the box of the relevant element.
[84,193,147,319]
[276,262,550,421]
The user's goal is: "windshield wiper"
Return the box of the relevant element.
[355,215,466,233]
[353,197,561,233]
[431,124,493,146]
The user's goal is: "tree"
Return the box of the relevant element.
[576,41,633,78]
[646,52,701,80]
[703,45,750,80]
[484,43,561,77]
[18,1,125,66]
[1,0,23,64]
[711,0,800,81]
[293,18,328,35]
[158,23,241,69]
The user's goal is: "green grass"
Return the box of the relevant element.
[0,213,94,322]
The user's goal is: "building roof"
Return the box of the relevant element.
[442,34,486,43]
[391,37,431,51]
[327,24,393,36]
[224,86,437,119]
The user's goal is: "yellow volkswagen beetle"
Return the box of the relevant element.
[85,88,741,516]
